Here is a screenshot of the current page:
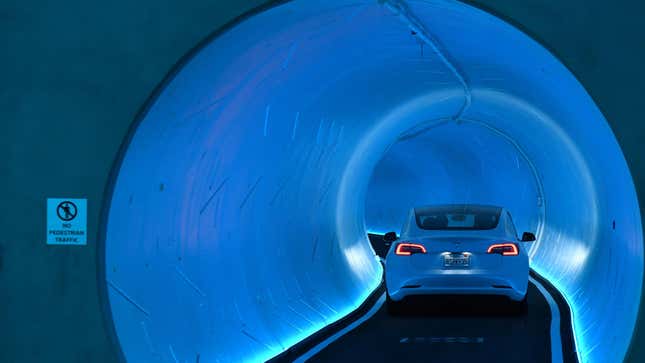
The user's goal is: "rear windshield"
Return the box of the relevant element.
[415,205,501,230]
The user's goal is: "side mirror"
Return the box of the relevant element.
[383,231,398,244]
[521,232,536,242]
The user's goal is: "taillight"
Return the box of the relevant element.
[487,243,519,256]
[395,242,427,256]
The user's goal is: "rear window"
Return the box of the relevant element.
[415,205,501,230]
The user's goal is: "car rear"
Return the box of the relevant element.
[385,205,529,307]
[386,235,528,301]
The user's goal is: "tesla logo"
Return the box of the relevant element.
[399,336,484,344]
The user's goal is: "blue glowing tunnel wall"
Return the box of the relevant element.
[103,1,643,362]
[366,121,544,237]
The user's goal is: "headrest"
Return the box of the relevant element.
[421,215,448,229]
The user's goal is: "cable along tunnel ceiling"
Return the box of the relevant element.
[102,1,642,363]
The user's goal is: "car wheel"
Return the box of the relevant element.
[386,293,402,315]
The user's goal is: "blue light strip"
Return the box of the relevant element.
[256,269,384,363]
[531,265,584,363]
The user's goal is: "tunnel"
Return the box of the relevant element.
[101,1,643,362]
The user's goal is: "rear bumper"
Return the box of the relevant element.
[387,273,527,302]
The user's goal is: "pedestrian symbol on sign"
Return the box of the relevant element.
[56,201,78,221]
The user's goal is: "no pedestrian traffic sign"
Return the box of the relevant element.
[47,198,87,245]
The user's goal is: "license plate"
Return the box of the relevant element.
[444,253,470,267]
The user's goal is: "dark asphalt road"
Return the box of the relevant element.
[304,234,576,363]
[308,283,551,363]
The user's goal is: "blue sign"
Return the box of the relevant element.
[47,198,87,245]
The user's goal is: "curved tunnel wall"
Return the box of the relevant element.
[365,121,544,236]
[103,1,643,362]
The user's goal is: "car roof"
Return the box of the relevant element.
[412,204,504,213]
[401,204,508,238]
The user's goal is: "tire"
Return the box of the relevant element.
[386,293,403,315]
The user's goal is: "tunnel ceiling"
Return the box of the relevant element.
[101,1,642,362]
[365,120,543,239]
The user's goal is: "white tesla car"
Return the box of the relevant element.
[384,204,535,313]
